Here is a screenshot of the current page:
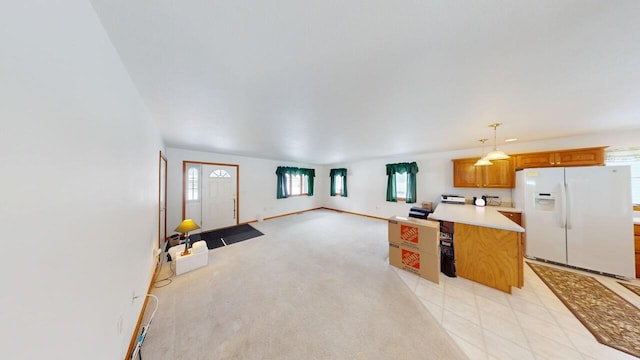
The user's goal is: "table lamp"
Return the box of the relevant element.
[174,219,200,255]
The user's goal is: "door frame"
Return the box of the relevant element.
[159,151,167,249]
[181,160,240,228]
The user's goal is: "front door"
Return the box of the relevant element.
[184,162,239,233]
[201,164,238,232]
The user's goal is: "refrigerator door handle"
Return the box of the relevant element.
[566,181,573,230]
[559,182,567,228]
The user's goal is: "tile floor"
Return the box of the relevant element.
[394,261,640,360]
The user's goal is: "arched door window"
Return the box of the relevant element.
[210,169,231,178]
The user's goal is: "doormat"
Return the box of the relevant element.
[199,224,264,250]
[618,281,640,297]
[528,262,640,358]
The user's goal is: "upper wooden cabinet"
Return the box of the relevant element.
[453,157,515,188]
[514,147,606,170]
[453,146,605,188]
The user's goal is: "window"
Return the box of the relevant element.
[186,166,199,201]
[276,166,315,198]
[329,168,348,197]
[286,173,309,196]
[605,148,640,205]
[335,175,343,194]
[385,162,419,203]
[395,173,407,200]
[210,169,231,178]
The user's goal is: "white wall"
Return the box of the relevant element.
[323,129,640,218]
[0,2,163,359]
[168,129,640,225]
[166,148,324,232]
[1,3,636,360]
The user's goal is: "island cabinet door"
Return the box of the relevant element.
[635,224,640,278]
[453,223,523,293]
[499,211,524,261]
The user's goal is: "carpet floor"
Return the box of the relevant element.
[528,262,640,358]
[143,210,467,359]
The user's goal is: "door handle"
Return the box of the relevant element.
[233,199,236,219]
[565,181,571,229]
[559,182,567,228]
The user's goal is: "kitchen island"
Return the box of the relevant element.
[429,203,525,293]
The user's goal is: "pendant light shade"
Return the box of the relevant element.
[474,138,493,166]
[474,158,493,166]
[484,123,510,160]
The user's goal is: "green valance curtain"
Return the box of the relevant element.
[276,166,316,198]
[329,168,348,197]
[385,162,418,203]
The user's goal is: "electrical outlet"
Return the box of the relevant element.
[132,291,137,304]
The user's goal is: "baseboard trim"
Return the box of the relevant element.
[244,207,324,224]
[125,259,160,360]
[320,207,388,221]
[243,207,388,224]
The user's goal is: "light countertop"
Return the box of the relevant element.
[428,203,525,232]
[492,206,523,214]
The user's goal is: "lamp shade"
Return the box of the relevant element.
[175,219,200,233]
[484,150,510,160]
[474,157,493,166]
[474,138,493,166]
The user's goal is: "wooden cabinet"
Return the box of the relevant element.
[498,211,522,226]
[453,157,515,188]
[453,146,605,188]
[635,224,640,278]
[514,147,606,170]
[454,223,523,293]
[514,151,556,169]
[499,211,525,267]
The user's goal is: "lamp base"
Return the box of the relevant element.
[181,235,191,256]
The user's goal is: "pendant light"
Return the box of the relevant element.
[474,138,493,166]
[484,122,510,160]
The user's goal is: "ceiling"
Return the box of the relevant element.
[89,0,640,165]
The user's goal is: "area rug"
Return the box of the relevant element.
[618,281,640,297]
[199,224,263,249]
[528,262,640,358]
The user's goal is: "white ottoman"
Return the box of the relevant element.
[171,240,208,275]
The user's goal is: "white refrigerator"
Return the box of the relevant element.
[514,166,635,279]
